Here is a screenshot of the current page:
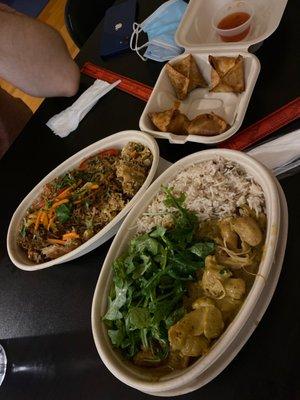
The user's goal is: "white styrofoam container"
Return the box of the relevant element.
[142,178,288,396]
[7,131,159,271]
[139,0,287,144]
[91,149,283,394]
[140,51,260,144]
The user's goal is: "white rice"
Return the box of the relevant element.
[137,157,265,233]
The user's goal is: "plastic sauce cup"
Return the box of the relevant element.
[212,1,254,42]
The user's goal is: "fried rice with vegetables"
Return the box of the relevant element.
[17,142,153,263]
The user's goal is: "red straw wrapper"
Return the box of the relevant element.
[219,97,300,150]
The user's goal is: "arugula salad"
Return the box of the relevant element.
[103,187,265,372]
[104,189,215,367]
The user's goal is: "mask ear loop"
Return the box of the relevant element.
[130,23,141,51]
[130,22,148,61]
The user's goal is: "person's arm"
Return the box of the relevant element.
[0,8,80,97]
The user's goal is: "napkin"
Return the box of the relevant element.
[46,79,121,137]
[247,130,300,176]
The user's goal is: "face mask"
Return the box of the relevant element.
[130,0,187,62]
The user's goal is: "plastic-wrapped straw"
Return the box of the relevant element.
[247,130,300,177]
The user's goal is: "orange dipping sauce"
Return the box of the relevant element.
[217,12,251,42]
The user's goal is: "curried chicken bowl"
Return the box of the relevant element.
[7,131,159,271]
[91,149,283,394]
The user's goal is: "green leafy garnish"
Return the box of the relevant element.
[189,242,215,258]
[127,307,151,329]
[55,203,71,223]
[45,200,52,209]
[103,189,215,361]
[54,172,76,190]
[20,225,27,237]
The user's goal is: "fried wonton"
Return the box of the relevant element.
[149,101,189,134]
[209,55,245,93]
[186,113,229,136]
[166,54,207,100]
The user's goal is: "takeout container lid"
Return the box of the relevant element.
[7,130,159,271]
[91,149,286,395]
[139,0,288,145]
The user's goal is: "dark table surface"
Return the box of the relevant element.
[0,1,299,399]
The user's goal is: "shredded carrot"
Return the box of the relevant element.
[55,187,72,200]
[90,184,99,190]
[41,212,49,229]
[47,216,55,231]
[78,159,88,171]
[78,148,118,171]
[99,148,118,158]
[47,238,66,245]
[62,232,79,241]
[51,198,69,209]
[34,211,42,232]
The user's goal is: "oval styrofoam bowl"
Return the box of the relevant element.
[92,149,281,394]
[7,131,159,271]
[139,51,260,145]
[142,178,288,396]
